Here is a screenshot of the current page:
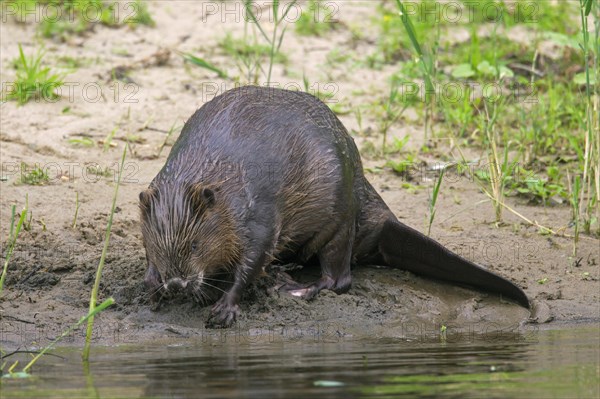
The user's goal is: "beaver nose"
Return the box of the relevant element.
[164,277,188,291]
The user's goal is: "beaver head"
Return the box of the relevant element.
[139,182,241,303]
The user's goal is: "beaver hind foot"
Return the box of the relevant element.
[278,275,352,300]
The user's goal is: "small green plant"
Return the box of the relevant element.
[476,163,569,206]
[83,146,127,360]
[217,31,288,84]
[512,175,567,205]
[179,51,228,78]
[6,45,66,105]
[6,1,154,39]
[578,0,599,236]
[4,0,37,23]
[481,100,510,224]
[386,151,418,179]
[244,0,297,85]
[440,85,476,139]
[68,136,95,147]
[125,0,155,27]
[352,106,364,136]
[103,127,117,152]
[376,78,409,154]
[325,49,350,67]
[295,0,334,36]
[85,164,112,177]
[449,27,514,80]
[394,0,437,141]
[0,203,27,298]
[19,162,49,185]
[21,195,33,232]
[39,0,118,39]
[377,2,430,64]
[55,55,88,69]
[302,73,336,103]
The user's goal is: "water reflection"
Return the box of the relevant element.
[2,326,598,399]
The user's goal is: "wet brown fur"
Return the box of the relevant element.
[139,86,530,328]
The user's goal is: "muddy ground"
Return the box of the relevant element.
[0,2,598,349]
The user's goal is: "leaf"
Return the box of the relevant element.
[574,72,597,85]
[584,0,593,16]
[542,32,579,49]
[395,0,422,57]
[272,0,279,21]
[244,1,270,43]
[179,52,227,78]
[498,65,514,79]
[451,63,475,78]
[477,60,497,77]
[281,0,298,21]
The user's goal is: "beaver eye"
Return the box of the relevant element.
[191,242,199,252]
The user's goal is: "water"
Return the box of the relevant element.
[2,325,598,399]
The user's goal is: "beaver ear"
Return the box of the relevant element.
[139,187,157,210]
[201,188,215,205]
[189,184,216,209]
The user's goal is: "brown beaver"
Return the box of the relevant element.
[140,86,529,328]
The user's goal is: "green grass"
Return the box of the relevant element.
[375,77,409,153]
[295,0,334,36]
[39,0,118,39]
[377,2,433,64]
[576,0,599,238]
[156,122,181,158]
[218,32,288,83]
[85,164,112,178]
[376,0,598,237]
[0,151,126,377]
[5,0,154,39]
[242,0,297,85]
[19,162,49,185]
[179,51,228,78]
[191,1,295,84]
[83,145,127,360]
[2,297,115,378]
[0,203,27,298]
[125,0,155,27]
[427,167,445,235]
[54,55,91,69]
[6,44,66,105]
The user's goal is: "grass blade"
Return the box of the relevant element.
[282,0,298,20]
[82,146,127,361]
[179,51,227,78]
[427,167,445,236]
[21,298,115,374]
[395,1,422,56]
[245,1,270,43]
[583,0,593,16]
[0,204,27,297]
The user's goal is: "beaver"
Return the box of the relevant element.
[140,86,530,328]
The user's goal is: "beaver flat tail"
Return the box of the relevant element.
[378,219,530,309]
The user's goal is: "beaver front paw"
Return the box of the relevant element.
[206,300,239,328]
